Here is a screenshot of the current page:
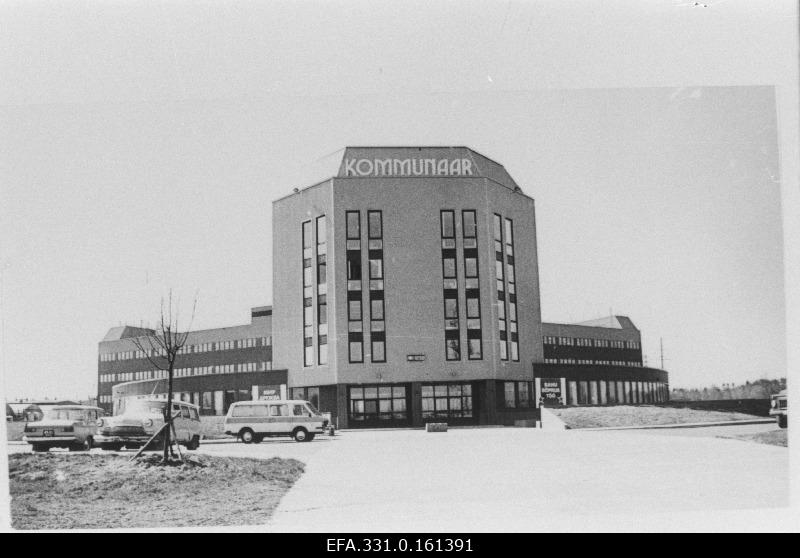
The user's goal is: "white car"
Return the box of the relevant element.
[95,398,202,450]
[224,400,327,443]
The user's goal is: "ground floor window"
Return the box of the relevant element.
[503,381,533,408]
[349,384,408,422]
[290,386,320,409]
[422,383,473,419]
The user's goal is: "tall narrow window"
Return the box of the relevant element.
[463,210,482,360]
[368,210,386,363]
[302,220,314,366]
[346,211,363,363]
[441,210,460,361]
[505,218,519,361]
[316,215,328,365]
[494,214,508,360]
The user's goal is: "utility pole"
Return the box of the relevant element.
[660,338,664,370]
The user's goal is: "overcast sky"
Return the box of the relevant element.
[1,0,797,399]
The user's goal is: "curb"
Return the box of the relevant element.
[575,419,774,431]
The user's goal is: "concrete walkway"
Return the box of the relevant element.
[248,427,788,531]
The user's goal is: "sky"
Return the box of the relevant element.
[0,0,797,400]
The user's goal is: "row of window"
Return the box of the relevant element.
[98,361,272,383]
[564,380,668,406]
[542,336,640,350]
[440,210,484,361]
[542,358,642,367]
[346,211,387,364]
[495,214,519,361]
[303,216,328,366]
[99,337,271,362]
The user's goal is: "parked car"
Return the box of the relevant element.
[224,400,327,443]
[95,398,202,451]
[23,405,104,452]
[770,389,787,429]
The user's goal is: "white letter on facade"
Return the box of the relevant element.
[356,159,373,176]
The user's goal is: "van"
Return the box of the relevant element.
[95,398,202,450]
[770,390,787,429]
[224,400,326,443]
[23,405,104,452]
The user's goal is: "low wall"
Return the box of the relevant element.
[662,399,770,417]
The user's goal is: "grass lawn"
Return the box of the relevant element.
[550,405,765,429]
[9,453,304,530]
[718,429,788,447]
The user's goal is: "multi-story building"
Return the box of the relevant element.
[97,306,287,415]
[537,316,668,406]
[272,146,544,428]
[99,146,669,428]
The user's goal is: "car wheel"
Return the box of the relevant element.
[778,415,788,429]
[240,429,255,444]
[186,436,200,450]
[100,443,116,451]
[82,437,93,451]
[293,427,308,442]
[31,443,47,453]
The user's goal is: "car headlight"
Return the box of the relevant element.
[771,399,777,409]
[143,418,153,427]
[96,418,104,427]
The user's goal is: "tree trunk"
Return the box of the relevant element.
[163,363,174,461]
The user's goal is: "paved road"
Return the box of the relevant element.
[8,426,788,531]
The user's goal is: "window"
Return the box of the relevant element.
[494,214,508,360]
[302,220,314,366]
[368,210,382,239]
[346,211,364,363]
[350,385,408,422]
[421,383,473,419]
[349,341,363,363]
[316,216,327,365]
[504,382,516,408]
[504,218,519,361]
[364,210,387,363]
[347,211,360,239]
[441,210,461,361]
[441,211,455,238]
[269,404,288,417]
[372,339,385,362]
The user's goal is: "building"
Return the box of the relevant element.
[273,146,544,428]
[97,307,287,415]
[98,146,669,427]
[537,316,669,405]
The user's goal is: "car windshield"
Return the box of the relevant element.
[305,403,320,415]
[126,400,166,415]
[42,409,85,421]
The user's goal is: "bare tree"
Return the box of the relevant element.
[129,290,197,463]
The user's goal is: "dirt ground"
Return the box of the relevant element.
[550,405,764,429]
[8,452,304,530]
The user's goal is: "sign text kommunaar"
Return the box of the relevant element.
[342,157,474,177]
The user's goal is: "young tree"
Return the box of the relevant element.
[129,290,197,463]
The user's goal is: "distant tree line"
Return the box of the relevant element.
[671,378,786,401]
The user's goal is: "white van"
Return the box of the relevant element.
[224,400,327,443]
